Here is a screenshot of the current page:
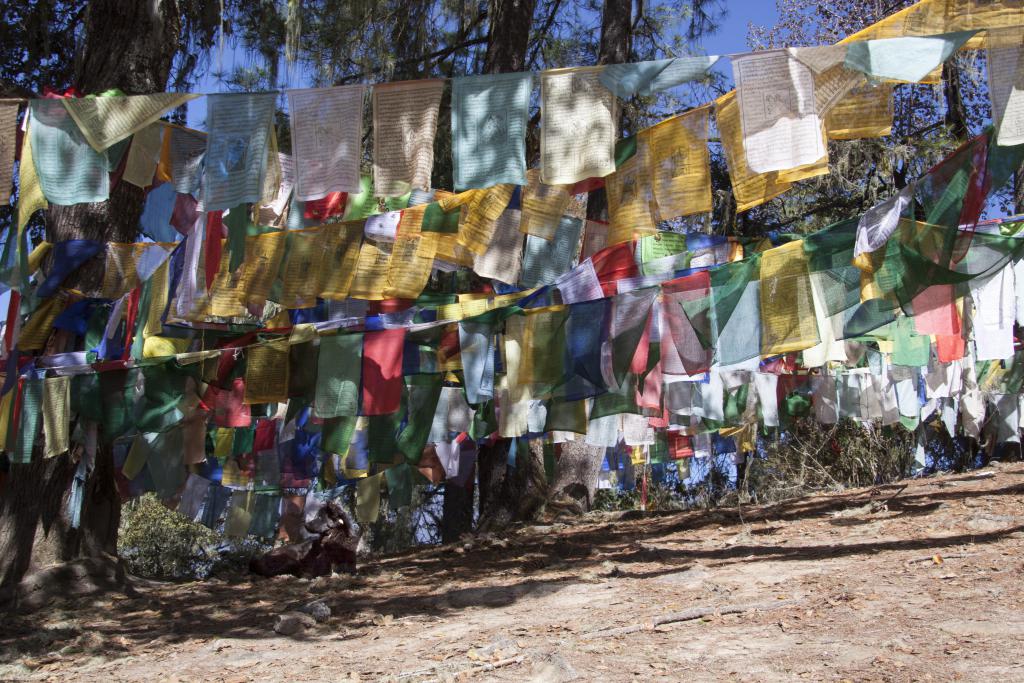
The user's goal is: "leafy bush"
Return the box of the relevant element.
[118,494,219,579]
[119,494,274,579]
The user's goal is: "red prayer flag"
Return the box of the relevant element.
[204,210,224,289]
[361,328,406,416]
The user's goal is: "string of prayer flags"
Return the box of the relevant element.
[732,50,826,174]
[0,101,19,205]
[202,93,276,211]
[29,98,110,206]
[540,67,619,185]
[372,79,445,197]
[844,30,978,83]
[451,72,532,190]
[599,56,719,98]
[61,93,197,152]
[287,85,366,200]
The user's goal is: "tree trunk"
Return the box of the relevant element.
[442,0,541,536]
[484,0,538,74]
[549,440,606,511]
[0,0,181,587]
[941,58,968,141]
[477,438,549,531]
[548,0,634,511]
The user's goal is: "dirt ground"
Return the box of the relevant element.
[2,463,1024,682]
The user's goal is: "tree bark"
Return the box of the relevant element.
[0,0,181,587]
[441,0,542,536]
[549,0,635,512]
[549,440,606,511]
[484,0,538,74]
[941,58,969,141]
[477,438,549,531]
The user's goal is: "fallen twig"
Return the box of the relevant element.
[870,484,908,513]
[580,600,798,639]
[399,655,525,681]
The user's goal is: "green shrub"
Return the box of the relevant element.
[118,494,218,579]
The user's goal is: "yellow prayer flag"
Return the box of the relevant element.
[143,335,190,358]
[42,376,70,459]
[279,228,325,309]
[519,169,571,240]
[19,292,66,351]
[349,239,392,300]
[458,184,515,255]
[355,473,383,525]
[122,434,150,481]
[244,338,290,404]
[17,120,47,234]
[213,428,234,459]
[760,240,820,356]
[143,259,170,340]
[825,82,894,140]
[0,387,12,451]
[61,93,198,152]
[204,230,286,317]
[642,105,713,221]
[383,232,439,299]
[435,233,475,267]
[318,224,363,300]
[606,144,657,246]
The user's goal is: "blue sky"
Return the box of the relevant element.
[699,1,779,56]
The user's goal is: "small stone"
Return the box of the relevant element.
[274,611,316,636]
[300,599,332,623]
[530,653,578,682]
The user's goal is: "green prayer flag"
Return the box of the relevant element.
[314,333,363,418]
[13,378,42,464]
[396,374,443,463]
[421,202,461,234]
[385,464,413,511]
